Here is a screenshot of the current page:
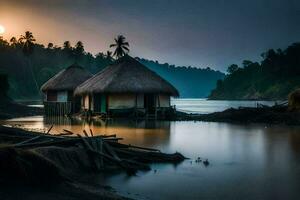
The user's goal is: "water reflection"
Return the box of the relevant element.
[2,116,300,199]
[44,116,172,148]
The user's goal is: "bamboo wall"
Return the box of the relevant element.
[44,101,73,116]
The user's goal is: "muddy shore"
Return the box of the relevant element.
[175,105,300,125]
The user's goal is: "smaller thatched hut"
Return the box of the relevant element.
[41,64,92,115]
[74,56,179,118]
[288,89,300,111]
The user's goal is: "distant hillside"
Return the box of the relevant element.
[209,42,300,100]
[137,58,225,98]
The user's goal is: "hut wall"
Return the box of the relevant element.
[137,94,144,108]
[108,94,136,109]
[90,95,94,111]
[158,95,170,107]
[83,94,89,109]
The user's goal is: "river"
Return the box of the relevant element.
[1,99,299,200]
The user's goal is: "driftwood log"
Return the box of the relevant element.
[0,126,186,175]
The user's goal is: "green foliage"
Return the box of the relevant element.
[227,64,239,74]
[209,42,300,100]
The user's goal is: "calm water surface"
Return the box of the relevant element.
[1,99,299,200]
[172,98,281,114]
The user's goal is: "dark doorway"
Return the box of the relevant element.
[93,94,107,113]
[144,94,156,114]
[73,96,82,113]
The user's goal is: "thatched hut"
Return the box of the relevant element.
[41,64,92,115]
[288,89,300,111]
[74,56,179,118]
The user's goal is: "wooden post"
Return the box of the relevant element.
[135,94,138,117]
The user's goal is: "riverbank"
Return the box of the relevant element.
[1,98,299,125]
[0,100,43,120]
[176,105,300,125]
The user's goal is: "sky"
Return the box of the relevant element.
[0,0,300,72]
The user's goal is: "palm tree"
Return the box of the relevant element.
[47,43,54,49]
[63,41,73,59]
[106,51,113,62]
[109,35,129,59]
[74,41,84,61]
[63,41,71,50]
[18,31,39,95]
[19,31,36,56]
[10,37,18,48]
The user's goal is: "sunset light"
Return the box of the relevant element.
[0,25,5,34]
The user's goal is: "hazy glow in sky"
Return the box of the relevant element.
[0,25,5,34]
[0,0,299,71]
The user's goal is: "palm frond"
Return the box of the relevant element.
[122,46,129,52]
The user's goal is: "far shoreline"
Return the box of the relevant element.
[2,99,299,126]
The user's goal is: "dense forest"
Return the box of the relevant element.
[209,42,300,100]
[0,32,224,100]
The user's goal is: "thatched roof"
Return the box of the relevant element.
[41,64,93,92]
[74,56,179,96]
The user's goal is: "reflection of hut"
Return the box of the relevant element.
[41,64,92,115]
[74,56,179,118]
[288,89,300,111]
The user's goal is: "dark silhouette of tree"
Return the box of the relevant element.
[63,41,72,50]
[19,31,36,56]
[106,51,113,62]
[0,36,9,49]
[10,37,18,48]
[227,64,239,74]
[242,60,253,68]
[95,52,105,60]
[47,43,54,49]
[18,31,39,95]
[74,41,85,61]
[109,35,129,59]
[63,41,73,59]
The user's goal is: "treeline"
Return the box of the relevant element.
[0,34,114,100]
[209,42,300,100]
[136,58,225,97]
[0,32,224,100]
